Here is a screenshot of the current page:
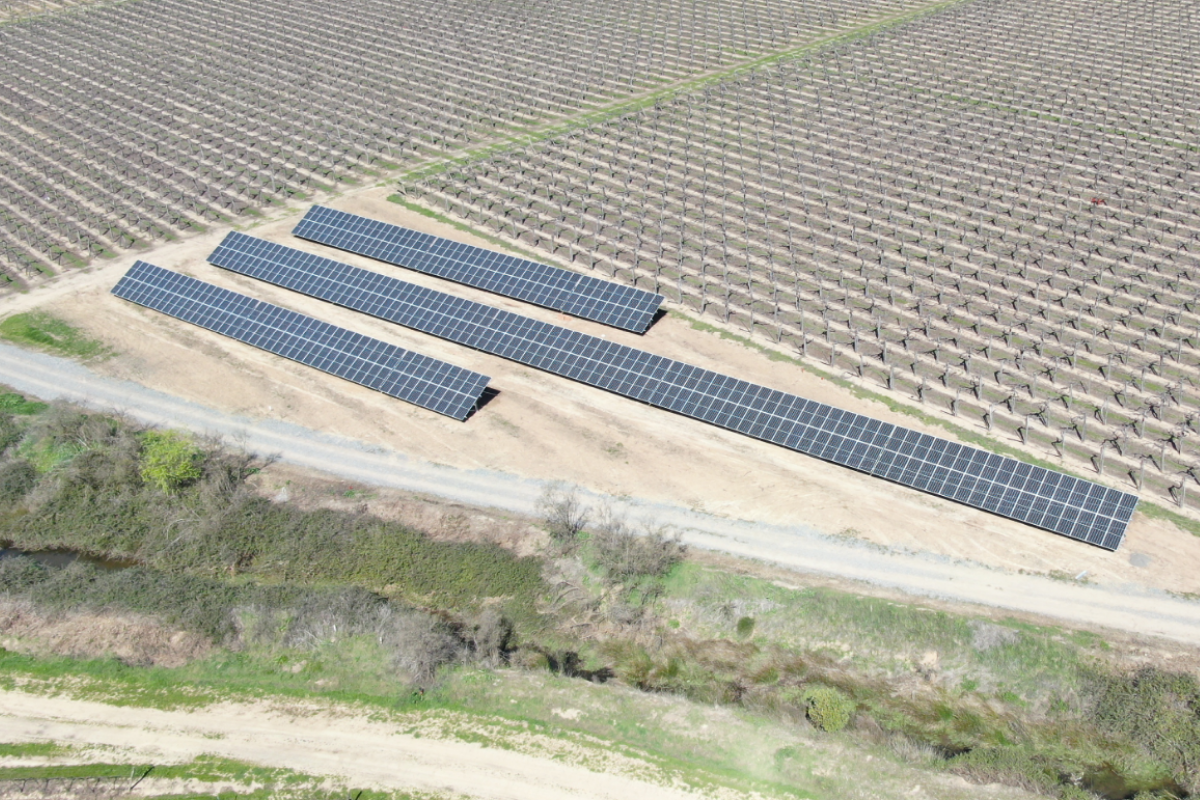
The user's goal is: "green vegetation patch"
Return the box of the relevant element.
[797,685,854,732]
[0,311,110,360]
[138,430,203,493]
[0,391,47,415]
[0,753,427,800]
[0,741,68,759]
[0,405,544,614]
[660,563,1097,702]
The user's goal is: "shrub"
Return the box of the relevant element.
[235,585,467,683]
[970,619,1020,651]
[0,555,50,592]
[0,459,37,505]
[1089,666,1200,789]
[736,616,756,639]
[801,685,854,732]
[591,506,686,584]
[0,413,22,453]
[139,430,202,493]
[537,482,589,544]
[469,607,515,666]
[945,746,1063,795]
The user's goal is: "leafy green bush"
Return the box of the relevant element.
[736,616,755,639]
[801,685,854,732]
[139,430,202,493]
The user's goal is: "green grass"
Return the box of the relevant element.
[17,436,83,473]
[0,754,433,800]
[0,391,47,415]
[1137,500,1200,538]
[659,562,1098,705]
[0,311,110,360]
[0,763,150,780]
[0,644,419,711]
[0,741,68,758]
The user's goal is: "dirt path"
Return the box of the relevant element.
[0,690,718,800]
[3,342,1199,644]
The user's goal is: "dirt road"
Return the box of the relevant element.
[0,690,717,800]
[3,343,1199,644]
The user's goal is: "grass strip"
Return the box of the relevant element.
[0,754,420,800]
[393,0,972,186]
[0,311,110,361]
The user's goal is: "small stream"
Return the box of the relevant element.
[1084,766,1187,800]
[0,544,135,571]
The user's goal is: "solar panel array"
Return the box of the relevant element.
[292,205,665,333]
[111,261,491,421]
[209,233,1138,548]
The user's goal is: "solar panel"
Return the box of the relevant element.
[111,261,490,421]
[208,234,1139,549]
[292,205,664,333]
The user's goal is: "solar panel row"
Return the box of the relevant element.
[208,233,1138,550]
[293,205,664,333]
[111,261,491,421]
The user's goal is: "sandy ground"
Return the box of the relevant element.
[6,186,1195,602]
[0,690,727,800]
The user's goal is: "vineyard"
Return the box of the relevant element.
[413,0,1200,510]
[0,0,925,283]
[0,0,101,24]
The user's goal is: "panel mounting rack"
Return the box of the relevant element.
[208,233,1139,549]
[112,260,491,421]
[293,205,664,334]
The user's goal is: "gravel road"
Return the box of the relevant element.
[3,343,1198,644]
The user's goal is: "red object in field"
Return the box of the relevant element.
[1090,197,1105,205]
